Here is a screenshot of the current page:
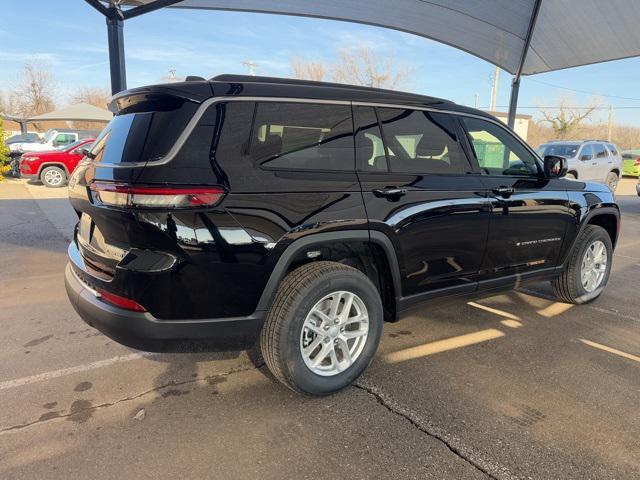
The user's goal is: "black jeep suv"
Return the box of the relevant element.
[65,75,619,395]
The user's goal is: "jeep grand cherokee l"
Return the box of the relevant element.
[65,75,619,395]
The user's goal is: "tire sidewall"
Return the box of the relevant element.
[279,269,383,395]
[570,227,613,303]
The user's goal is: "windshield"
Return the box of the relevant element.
[65,140,91,151]
[41,130,56,143]
[537,144,580,158]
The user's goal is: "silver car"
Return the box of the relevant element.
[536,140,622,191]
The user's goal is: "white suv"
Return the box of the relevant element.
[536,141,622,191]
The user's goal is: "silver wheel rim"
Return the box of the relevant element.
[607,176,618,191]
[44,169,63,186]
[581,240,608,293]
[300,291,369,377]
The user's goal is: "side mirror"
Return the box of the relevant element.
[79,147,93,159]
[580,154,592,161]
[52,140,60,147]
[543,155,567,178]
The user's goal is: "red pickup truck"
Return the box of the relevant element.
[20,139,95,188]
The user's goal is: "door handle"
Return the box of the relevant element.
[492,186,515,197]
[373,187,408,199]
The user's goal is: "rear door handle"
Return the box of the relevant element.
[492,186,515,197]
[373,187,408,199]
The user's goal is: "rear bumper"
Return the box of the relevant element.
[64,262,263,352]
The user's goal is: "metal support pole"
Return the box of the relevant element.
[507,76,520,129]
[106,9,126,95]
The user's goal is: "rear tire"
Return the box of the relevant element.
[40,166,67,188]
[605,171,619,191]
[260,261,383,395]
[552,225,612,304]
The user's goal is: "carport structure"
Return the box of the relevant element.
[85,0,640,128]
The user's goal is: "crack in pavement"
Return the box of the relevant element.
[0,363,261,434]
[353,379,515,480]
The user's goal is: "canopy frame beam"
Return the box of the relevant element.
[84,0,184,94]
[508,0,543,128]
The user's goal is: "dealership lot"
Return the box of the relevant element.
[0,178,638,479]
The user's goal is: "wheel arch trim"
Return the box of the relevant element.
[37,162,71,177]
[561,205,620,266]
[254,230,402,313]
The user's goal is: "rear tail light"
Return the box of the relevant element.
[97,288,147,312]
[89,182,226,209]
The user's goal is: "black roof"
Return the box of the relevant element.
[112,74,492,120]
[209,74,459,110]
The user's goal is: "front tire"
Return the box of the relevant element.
[260,261,383,395]
[552,225,612,304]
[40,166,67,188]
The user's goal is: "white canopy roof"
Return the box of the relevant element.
[116,0,640,76]
[27,102,112,123]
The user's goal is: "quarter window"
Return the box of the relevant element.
[376,108,468,174]
[462,117,539,177]
[250,102,354,171]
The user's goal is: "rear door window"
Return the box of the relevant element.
[250,102,354,171]
[594,143,608,159]
[579,144,594,160]
[353,106,388,171]
[376,108,469,174]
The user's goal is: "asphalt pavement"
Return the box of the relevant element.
[1,177,638,479]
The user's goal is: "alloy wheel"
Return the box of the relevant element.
[44,169,63,186]
[581,240,607,292]
[300,291,369,376]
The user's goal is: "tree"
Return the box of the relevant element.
[290,46,410,89]
[291,58,326,81]
[71,87,111,109]
[0,118,10,180]
[71,87,111,129]
[331,46,410,89]
[539,98,599,139]
[11,62,56,119]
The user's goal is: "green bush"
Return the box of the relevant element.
[0,118,10,180]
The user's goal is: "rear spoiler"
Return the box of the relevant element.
[109,81,213,115]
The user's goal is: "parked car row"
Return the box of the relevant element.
[8,128,98,154]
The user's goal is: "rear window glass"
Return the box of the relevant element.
[249,102,354,171]
[88,101,198,164]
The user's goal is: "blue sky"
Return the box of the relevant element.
[2,0,640,125]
